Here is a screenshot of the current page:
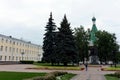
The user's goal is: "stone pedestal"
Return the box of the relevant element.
[90,55,99,64]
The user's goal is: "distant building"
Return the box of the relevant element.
[0,34,42,61]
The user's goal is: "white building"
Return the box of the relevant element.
[0,34,43,62]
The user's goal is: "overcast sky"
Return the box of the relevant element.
[0,0,120,45]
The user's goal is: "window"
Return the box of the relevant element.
[5,46,7,52]
[0,56,2,60]
[12,56,14,60]
[1,46,3,51]
[13,41,15,45]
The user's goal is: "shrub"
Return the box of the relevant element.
[20,61,34,64]
[106,71,120,78]
[25,71,67,80]
[37,61,45,63]
[51,71,67,76]
[114,71,120,78]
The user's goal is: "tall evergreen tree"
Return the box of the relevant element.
[58,15,78,66]
[42,13,56,64]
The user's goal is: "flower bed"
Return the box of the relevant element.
[24,71,67,80]
[101,68,120,71]
[26,67,84,71]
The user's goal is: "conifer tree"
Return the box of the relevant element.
[42,13,56,65]
[58,15,78,66]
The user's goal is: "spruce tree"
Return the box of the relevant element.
[58,15,78,66]
[42,13,56,64]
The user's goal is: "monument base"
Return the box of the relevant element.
[89,56,99,64]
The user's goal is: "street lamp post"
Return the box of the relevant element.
[21,52,24,61]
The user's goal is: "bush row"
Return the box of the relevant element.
[106,71,120,78]
[114,71,120,78]
[25,71,67,80]
[20,60,34,64]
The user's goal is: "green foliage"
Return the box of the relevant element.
[20,60,34,64]
[57,15,79,66]
[95,30,120,64]
[29,71,67,80]
[105,75,118,80]
[60,73,76,80]
[34,63,81,70]
[105,71,120,80]
[42,12,57,64]
[114,71,120,78]
[74,26,89,63]
[0,71,46,80]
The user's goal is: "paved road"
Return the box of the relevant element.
[71,67,115,80]
[0,64,115,80]
[0,64,80,74]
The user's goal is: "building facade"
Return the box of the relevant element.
[0,34,42,61]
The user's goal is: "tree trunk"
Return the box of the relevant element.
[64,62,67,66]
[57,62,60,66]
[114,62,117,68]
[51,62,54,66]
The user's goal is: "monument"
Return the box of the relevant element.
[89,17,99,64]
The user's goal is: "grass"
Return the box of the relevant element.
[0,71,46,80]
[105,75,119,80]
[33,63,82,70]
[103,65,120,71]
[60,73,76,80]
[104,67,120,71]
[0,71,75,80]
[112,65,120,68]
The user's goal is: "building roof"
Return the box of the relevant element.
[90,17,98,44]
[0,34,41,47]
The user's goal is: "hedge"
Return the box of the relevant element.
[106,71,120,78]
[24,71,67,80]
[20,61,34,64]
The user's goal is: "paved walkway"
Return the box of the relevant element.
[0,64,115,80]
[71,67,115,80]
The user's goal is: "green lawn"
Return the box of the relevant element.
[111,65,120,68]
[104,67,120,71]
[103,65,120,71]
[60,73,76,80]
[33,63,82,70]
[0,71,46,80]
[105,75,119,80]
